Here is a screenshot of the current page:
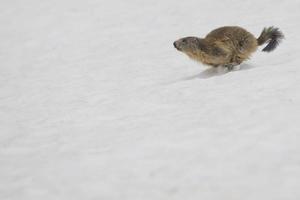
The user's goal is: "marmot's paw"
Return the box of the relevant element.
[224,63,240,71]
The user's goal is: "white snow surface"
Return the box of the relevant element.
[1,0,300,199]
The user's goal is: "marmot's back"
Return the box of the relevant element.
[205,26,258,61]
[205,26,255,42]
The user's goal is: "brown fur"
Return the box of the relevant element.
[173,26,283,69]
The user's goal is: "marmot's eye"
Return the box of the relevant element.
[182,39,186,43]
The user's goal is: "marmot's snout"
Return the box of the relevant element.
[173,41,180,50]
[173,37,200,53]
[173,39,186,51]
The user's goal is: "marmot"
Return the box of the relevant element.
[173,26,284,70]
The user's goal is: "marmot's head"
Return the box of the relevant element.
[173,37,202,54]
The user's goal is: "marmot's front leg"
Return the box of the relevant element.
[225,56,243,71]
[224,63,239,71]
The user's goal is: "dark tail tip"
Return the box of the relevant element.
[257,26,284,52]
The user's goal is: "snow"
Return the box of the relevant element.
[1,0,300,199]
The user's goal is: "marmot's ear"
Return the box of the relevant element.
[196,39,208,52]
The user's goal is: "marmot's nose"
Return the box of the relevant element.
[173,42,177,48]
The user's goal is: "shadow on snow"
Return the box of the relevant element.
[183,63,256,80]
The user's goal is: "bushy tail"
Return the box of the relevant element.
[257,26,284,52]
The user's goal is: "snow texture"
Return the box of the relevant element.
[1,0,300,199]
